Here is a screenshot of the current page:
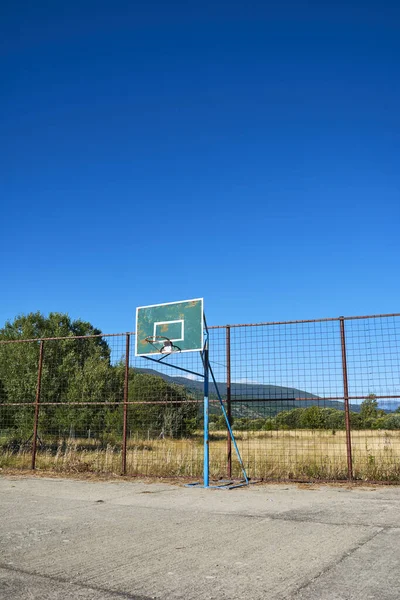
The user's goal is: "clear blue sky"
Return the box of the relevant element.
[2,1,399,333]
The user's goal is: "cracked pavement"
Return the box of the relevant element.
[0,476,399,599]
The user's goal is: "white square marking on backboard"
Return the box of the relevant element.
[153,320,185,342]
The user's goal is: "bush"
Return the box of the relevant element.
[382,414,400,430]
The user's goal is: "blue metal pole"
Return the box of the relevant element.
[203,342,209,488]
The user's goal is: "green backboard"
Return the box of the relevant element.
[135,298,204,356]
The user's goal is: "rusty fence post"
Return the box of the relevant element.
[31,340,44,470]
[122,333,130,475]
[339,318,353,481]
[226,326,232,478]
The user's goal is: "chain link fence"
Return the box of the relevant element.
[1,313,399,482]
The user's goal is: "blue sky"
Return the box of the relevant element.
[2,1,399,334]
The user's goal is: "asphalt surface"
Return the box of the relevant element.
[0,475,399,599]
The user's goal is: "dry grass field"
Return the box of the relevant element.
[2,429,400,481]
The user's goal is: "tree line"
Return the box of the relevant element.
[0,312,198,444]
[209,395,400,432]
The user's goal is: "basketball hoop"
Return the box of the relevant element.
[144,335,181,354]
[136,298,250,489]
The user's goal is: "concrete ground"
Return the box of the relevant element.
[0,475,399,600]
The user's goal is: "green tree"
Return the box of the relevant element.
[275,408,304,429]
[232,418,250,431]
[0,312,115,440]
[0,312,110,400]
[209,414,230,430]
[350,411,362,430]
[263,418,276,431]
[320,408,345,431]
[300,406,325,429]
[382,414,400,429]
[360,394,379,428]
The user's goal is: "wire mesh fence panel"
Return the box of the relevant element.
[1,313,400,482]
[36,335,125,473]
[228,321,348,481]
[38,335,126,473]
[0,340,40,469]
[125,336,205,477]
[207,328,230,479]
[344,316,400,481]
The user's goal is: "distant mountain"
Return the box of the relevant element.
[378,401,400,413]
[133,367,362,418]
